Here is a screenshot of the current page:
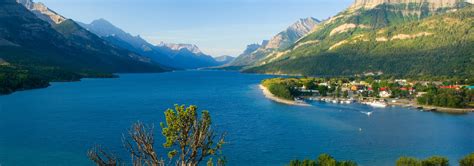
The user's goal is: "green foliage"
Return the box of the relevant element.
[422,156,449,166]
[289,159,317,166]
[460,153,474,166]
[289,154,357,166]
[417,88,473,108]
[397,156,450,166]
[88,104,226,166]
[0,66,48,94]
[268,84,295,100]
[245,5,474,78]
[262,78,303,100]
[317,154,337,166]
[161,104,225,165]
[397,157,422,166]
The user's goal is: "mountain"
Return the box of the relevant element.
[265,17,321,50]
[157,42,202,54]
[77,19,172,67]
[228,17,320,67]
[350,0,460,11]
[214,55,235,65]
[243,0,473,77]
[228,41,267,67]
[16,0,65,24]
[0,0,166,94]
[79,19,222,69]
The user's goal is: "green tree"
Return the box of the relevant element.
[268,84,295,100]
[460,153,474,166]
[88,104,226,166]
[396,157,421,166]
[317,154,337,166]
[343,91,349,98]
[421,156,449,166]
[162,105,225,166]
[337,161,357,166]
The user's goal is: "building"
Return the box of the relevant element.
[351,85,358,91]
[379,91,391,98]
[439,85,461,90]
[395,79,408,86]
[417,92,428,97]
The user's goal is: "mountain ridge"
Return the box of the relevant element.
[16,0,66,24]
[228,17,321,67]
[79,18,226,69]
[0,0,168,94]
[243,2,474,77]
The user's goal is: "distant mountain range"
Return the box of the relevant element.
[214,55,235,64]
[15,0,227,70]
[228,0,474,77]
[1,0,164,73]
[228,17,320,67]
[0,0,231,94]
[78,19,228,69]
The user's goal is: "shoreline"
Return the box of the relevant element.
[310,97,473,114]
[406,103,473,114]
[259,85,310,106]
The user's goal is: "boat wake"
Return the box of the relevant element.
[361,111,373,116]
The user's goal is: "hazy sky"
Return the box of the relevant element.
[39,0,353,56]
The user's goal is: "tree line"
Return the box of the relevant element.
[289,153,474,166]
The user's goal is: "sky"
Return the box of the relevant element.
[39,0,353,56]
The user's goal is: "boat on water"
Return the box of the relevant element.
[294,97,305,103]
[361,111,373,116]
[366,101,388,108]
[341,100,353,104]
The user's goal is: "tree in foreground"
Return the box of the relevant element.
[289,154,357,166]
[396,157,421,166]
[396,156,449,166]
[422,156,449,166]
[460,153,474,166]
[88,104,225,166]
[161,105,225,166]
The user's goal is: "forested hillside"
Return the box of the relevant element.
[0,0,166,94]
[244,3,473,77]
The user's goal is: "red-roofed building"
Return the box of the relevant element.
[439,85,461,90]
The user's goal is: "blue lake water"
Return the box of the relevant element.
[0,70,473,166]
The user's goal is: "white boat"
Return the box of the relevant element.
[342,100,352,104]
[361,111,373,116]
[294,98,305,103]
[367,101,387,108]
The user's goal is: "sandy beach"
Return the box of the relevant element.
[259,85,310,106]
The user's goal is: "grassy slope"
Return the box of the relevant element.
[244,4,473,77]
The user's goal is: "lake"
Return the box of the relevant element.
[0,70,473,166]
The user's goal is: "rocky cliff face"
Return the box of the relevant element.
[17,0,66,24]
[350,0,461,11]
[265,17,320,50]
[228,17,320,67]
[228,42,266,66]
[157,42,203,54]
[1,0,166,73]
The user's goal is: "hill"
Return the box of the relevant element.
[243,1,473,77]
[79,19,224,69]
[0,0,166,94]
